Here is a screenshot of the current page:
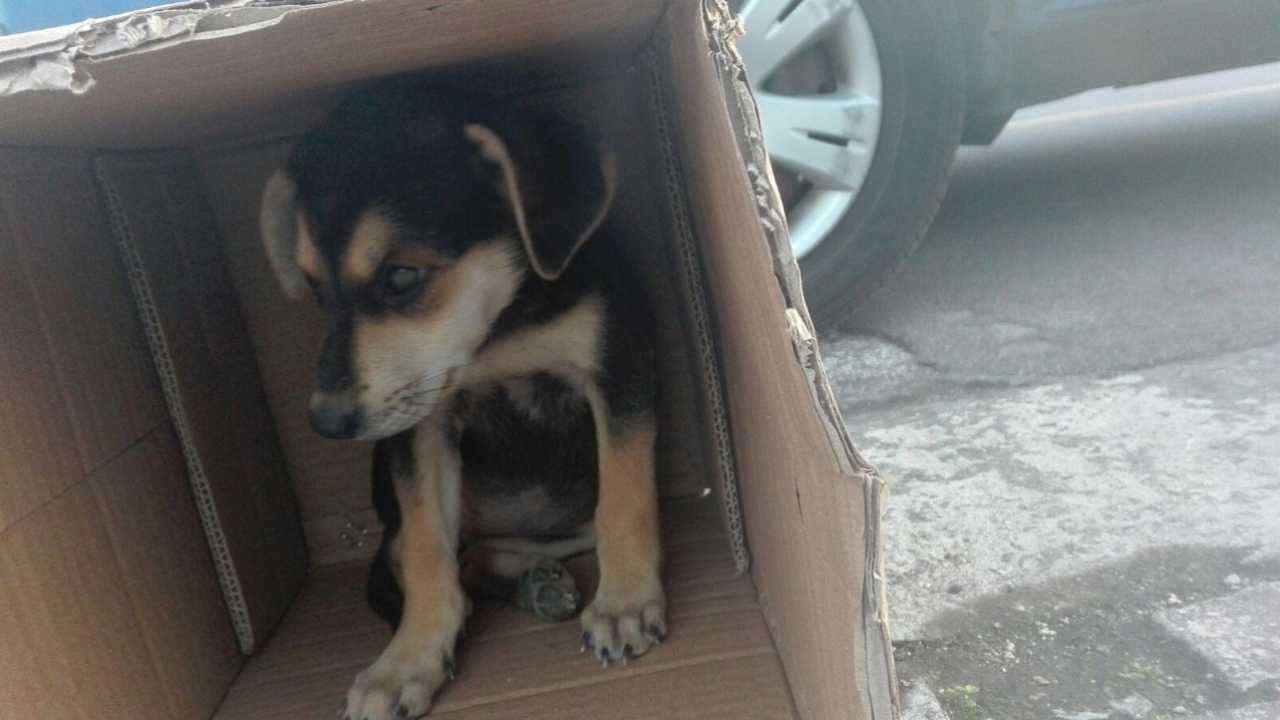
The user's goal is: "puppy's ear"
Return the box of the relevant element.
[259,169,308,300]
[464,119,617,281]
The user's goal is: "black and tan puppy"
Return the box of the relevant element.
[259,77,664,719]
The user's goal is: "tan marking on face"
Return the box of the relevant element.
[387,244,451,271]
[355,254,467,360]
[294,212,325,280]
[346,239,524,439]
[341,210,398,286]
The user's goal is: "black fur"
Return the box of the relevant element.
[454,375,600,538]
[367,431,411,626]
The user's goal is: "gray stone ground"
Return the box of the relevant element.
[821,64,1280,720]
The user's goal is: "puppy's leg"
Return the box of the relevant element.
[579,399,665,665]
[344,423,467,720]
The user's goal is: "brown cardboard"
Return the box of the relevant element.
[0,159,84,533]
[88,427,244,719]
[0,0,669,149]
[655,3,895,718]
[0,1,893,718]
[211,498,791,720]
[0,150,242,719]
[0,429,243,720]
[0,483,172,719]
[0,151,164,472]
[97,152,309,652]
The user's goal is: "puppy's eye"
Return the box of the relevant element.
[378,265,427,304]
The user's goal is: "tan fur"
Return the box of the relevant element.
[347,239,523,440]
[341,210,397,286]
[462,294,605,388]
[391,426,464,620]
[391,499,465,635]
[295,212,325,281]
[357,253,465,350]
[589,417,662,600]
[348,422,465,717]
[576,400,665,660]
[387,244,451,271]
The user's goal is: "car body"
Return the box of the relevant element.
[735,0,1280,326]
[958,0,1280,144]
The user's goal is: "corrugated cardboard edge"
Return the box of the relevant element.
[700,0,898,717]
[643,49,749,575]
[0,0,312,96]
[95,159,256,655]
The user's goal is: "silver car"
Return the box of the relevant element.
[736,0,1280,326]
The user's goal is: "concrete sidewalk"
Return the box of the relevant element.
[820,64,1280,720]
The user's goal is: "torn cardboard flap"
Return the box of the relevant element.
[0,1,308,97]
[702,0,897,716]
[0,0,669,149]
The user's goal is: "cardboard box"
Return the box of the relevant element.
[0,1,894,718]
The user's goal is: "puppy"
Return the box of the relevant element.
[259,76,664,720]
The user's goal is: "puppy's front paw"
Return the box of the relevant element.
[580,584,666,666]
[341,630,460,720]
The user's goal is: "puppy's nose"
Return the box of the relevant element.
[309,392,361,439]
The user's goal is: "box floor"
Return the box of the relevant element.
[213,498,798,719]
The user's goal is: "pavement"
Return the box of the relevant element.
[819,63,1280,720]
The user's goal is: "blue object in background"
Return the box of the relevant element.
[0,0,160,35]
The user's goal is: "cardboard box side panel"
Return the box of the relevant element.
[199,142,390,560]
[0,0,668,149]
[658,5,870,719]
[0,155,164,471]
[162,162,313,619]
[96,152,310,651]
[0,579,48,718]
[699,1,898,714]
[0,150,249,719]
[634,46,751,572]
[89,426,244,720]
[177,160,315,569]
[0,179,83,533]
[0,484,173,719]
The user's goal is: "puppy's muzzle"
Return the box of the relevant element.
[309,391,362,439]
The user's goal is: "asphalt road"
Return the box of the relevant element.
[821,64,1280,719]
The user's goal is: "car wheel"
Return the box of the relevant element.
[737,0,966,329]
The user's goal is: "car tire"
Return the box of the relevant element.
[747,0,966,330]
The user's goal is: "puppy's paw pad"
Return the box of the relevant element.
[341,650,455,720]
[517,559,580,623]
[580,597,666,666]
